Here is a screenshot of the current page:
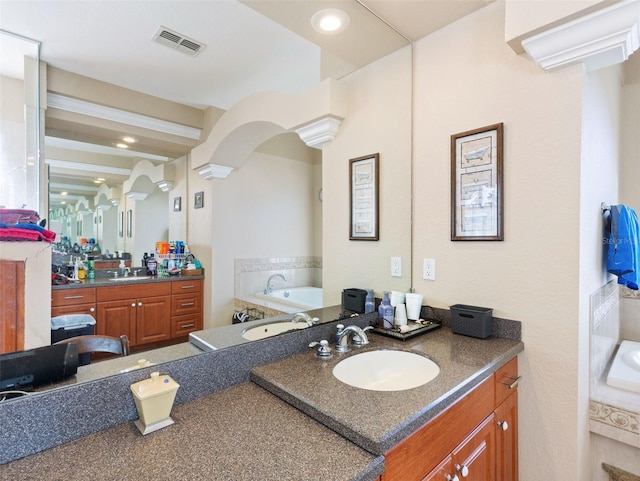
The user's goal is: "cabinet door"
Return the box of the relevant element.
[495,392,518,481]
[0,260,24,353]
[96,299,137,344]
[452,414,496,481]
[422,455,453,481]
[136,295,171,345]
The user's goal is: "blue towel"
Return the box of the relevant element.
[607,204,640,290]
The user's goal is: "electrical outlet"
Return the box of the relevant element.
[391,257,402,277]
[423,258,436,280]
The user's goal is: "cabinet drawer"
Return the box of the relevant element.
[172,313,202,337]
[51,303,96,317]
[171,292,202,316]
[52,288,96,306]
[97,282,171,302]
[494,357,519,407]
[171,279,202,294]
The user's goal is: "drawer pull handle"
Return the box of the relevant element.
[445,475,459,481]
[89,307,95,312]
[181,302,195,307]
[501,375,522,389]
[181,323,195,329]
[64,295,84,299]
[181,285,195,289]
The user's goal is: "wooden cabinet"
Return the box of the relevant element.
[52,277,203,348]
[382,357,519,481]
[0,260,25,353]
[96,283,171,346]
[170,279,203,338]
[422,415,496,481]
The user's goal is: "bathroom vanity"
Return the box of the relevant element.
[51,276,204,348]
[0,308,523,480]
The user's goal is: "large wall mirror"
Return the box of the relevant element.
[1,0,413,394]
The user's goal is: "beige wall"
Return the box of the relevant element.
[323,45,413,303]
[206,141,320,328]
[410,2,613,479]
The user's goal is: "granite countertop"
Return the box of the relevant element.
[1,383,384,481]
[52,273,205,289]
[251,327,524,454]
[1,308,523,479]
[189,305,346,351]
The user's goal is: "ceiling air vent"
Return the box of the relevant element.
[152,26,206,57]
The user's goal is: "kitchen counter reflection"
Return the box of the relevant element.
[33,305,345,393]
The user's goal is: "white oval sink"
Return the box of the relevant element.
[242,321,309,341]
[333,350,439,391]
[108,276,153,281]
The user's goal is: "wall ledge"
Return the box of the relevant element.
[522,0,640,72]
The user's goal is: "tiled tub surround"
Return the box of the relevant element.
[1,306,522,480]
[590,281,640,479]
[234,256,322,315]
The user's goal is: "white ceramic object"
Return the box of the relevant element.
[405,293,424,320]
[332,350,440,391]
[390,291,405,307]
[242,321,309,341]
[607,340,640,393]
[394,303,408,326]
[130,372,180,435]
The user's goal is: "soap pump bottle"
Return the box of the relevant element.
[379,291,392,328]
[118,259,127,277]
[365,289,375,314]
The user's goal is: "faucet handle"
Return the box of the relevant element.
[352,326,372,346]
[308,340,332,358]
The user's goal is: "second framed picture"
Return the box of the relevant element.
[451,123,503,241]
[350,153,379,241]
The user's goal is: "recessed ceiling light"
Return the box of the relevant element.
[97,178,105,181]
[116,143,129,149]
[121,136,136,143]
[61,191,68,196]
[311,9,350,35]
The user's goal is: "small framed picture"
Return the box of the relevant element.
[173,196,182,212]
[194,191,204,209]
[349,153,379,241]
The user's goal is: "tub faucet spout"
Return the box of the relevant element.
[264,274,286,294]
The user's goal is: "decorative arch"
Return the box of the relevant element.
[123,160,174,200]
[191,79,346,179]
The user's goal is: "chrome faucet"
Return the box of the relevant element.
[292,312,319,327]
[264,273,286,294]
[335,324,372,353]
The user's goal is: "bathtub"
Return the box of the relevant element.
[254,287,323,311]
[606,339,640,394]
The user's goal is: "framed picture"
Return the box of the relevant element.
[194,191,204,209]
[173,196,182,212]
[126,209,132,238]
[451,123,503,241]
[350,153,379,241]
[118,211,124,238]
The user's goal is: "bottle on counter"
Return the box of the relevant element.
[146,254,158,277]
[378,291,392,328]
[365,289,376,314]
[87,256,95,279]
[142,252,149,267]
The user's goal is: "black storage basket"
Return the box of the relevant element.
[450,304,493,339]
